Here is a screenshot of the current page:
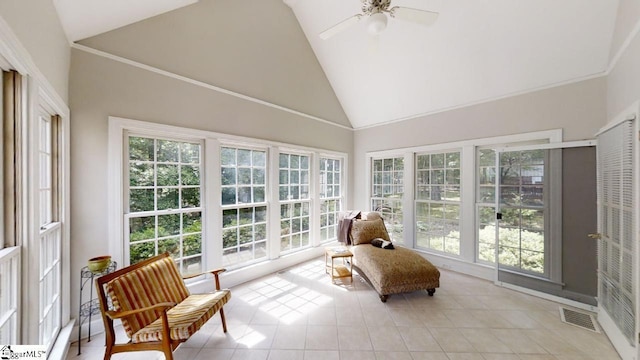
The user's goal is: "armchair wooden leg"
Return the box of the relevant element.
[219,307,228,333]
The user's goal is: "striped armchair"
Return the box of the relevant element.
[96,253,231,360]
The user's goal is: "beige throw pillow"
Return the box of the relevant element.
[350,218,390,245]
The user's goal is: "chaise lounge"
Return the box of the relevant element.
[342,212,440,302]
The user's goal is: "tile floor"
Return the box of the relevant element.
[67,257,621,360]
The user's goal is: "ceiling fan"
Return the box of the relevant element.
[319,0,439,40]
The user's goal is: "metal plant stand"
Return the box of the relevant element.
[77,261,117,355]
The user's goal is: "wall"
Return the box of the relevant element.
[69,48,353,318]
[608,0,640,65]
[353,77,607,208]
[0,0,70,102]
[77,0,349,127]
[607,10,640,119]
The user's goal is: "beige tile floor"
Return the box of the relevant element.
[67,257,621,360]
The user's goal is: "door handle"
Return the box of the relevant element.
[588,233,602,240]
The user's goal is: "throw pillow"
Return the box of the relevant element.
[350,218,390,245]
[371,238,395,249]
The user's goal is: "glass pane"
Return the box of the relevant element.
[158,214,180,236]
[222,187,236,205]
[130,189,155,212]
[431,154,444,168]
[182,188,200,208]
[157,188,179,210]
[130,162,154,187]
[238,187,252,203]
[129,137,154,161]
[478,186,495,203]
[279,154,289,168]
[253,151,266,166]
[290,155,299,168]
[183,212,202,233]
[129,216,155,242]
[373,159,382,172]
[221,167,236,186]
[417,155,429,169]
[238,168,252,185]
[181,165,200,186]
[157,164,179,186]
[253,168,265,185]
[221,148,236,166]
[223,209,237,227]
[478,149,495,166]
[181,143,200,164]
[182,257,202,275]
[222,228,238,248]
[130,241,156,264]
[157,140,180,162]
[238,149,251,166]
[254,187,265,203]
[158,237,180,257]
[521,250,544,273]
[279,170,289,184]
[446,152,460,167]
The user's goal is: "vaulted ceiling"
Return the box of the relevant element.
[54,0,619,129]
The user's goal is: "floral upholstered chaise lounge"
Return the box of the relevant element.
[345,212,440,302]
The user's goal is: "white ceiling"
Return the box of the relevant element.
[54,0,619,129]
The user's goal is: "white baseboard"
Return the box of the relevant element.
[498,281,597,312]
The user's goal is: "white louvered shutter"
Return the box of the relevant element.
[597,119,636,345]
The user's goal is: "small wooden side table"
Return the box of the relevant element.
[325,247,353,283]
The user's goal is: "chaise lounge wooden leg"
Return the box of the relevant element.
[379,294,388,303]
[427,288,436,296]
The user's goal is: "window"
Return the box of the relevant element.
[113,118,348,274]
[371,157,404,243]
[319,157,342,242]
[415,151,461,255]
[126,136,204,275]
[38,113,62,350]
[221,147,267,267]
[279,153,311,253]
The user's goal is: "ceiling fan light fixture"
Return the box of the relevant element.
[366,12,387,35]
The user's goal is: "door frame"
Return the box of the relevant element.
[491,140,596,287]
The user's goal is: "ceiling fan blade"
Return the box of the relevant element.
[389,6,438,26]
[319,14,363,40]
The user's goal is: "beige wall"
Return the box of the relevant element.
[0,0,70,102]
[353,77,607,208]
[609,0,640,64]
[607,10,640,120]
[78,0,349,128]
[69,48,353,315]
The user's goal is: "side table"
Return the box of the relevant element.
[77,261,117,355]
[325,247,353,283]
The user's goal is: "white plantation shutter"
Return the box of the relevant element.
[597,119,635,345]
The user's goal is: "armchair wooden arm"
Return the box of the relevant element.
[105,302,176,320]
[182,268,227,290]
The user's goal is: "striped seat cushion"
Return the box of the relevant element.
[131,290,231,343]
[106,257,190,337]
